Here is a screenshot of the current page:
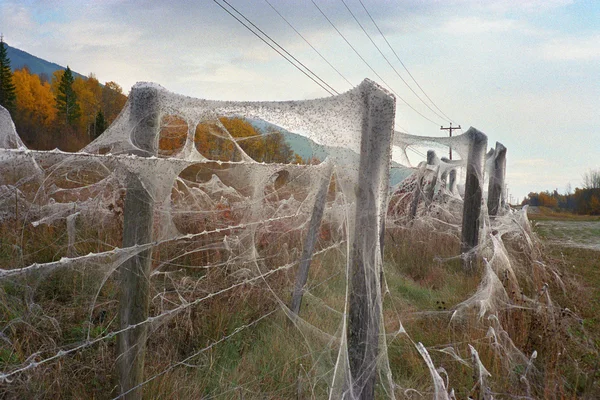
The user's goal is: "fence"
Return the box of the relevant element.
[0,79,511,400]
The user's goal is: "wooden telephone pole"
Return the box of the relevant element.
[441,123,461,160]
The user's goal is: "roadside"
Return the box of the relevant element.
[529,207,600,396]
[526,205,600,222]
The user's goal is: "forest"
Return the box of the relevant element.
[522,169,600,215]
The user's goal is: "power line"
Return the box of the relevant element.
[220,0,339,95]
[309,0,441,126]
[212,0,337,96]
[357,0,455,123]
[407,146,427,158]
[339,0,448,123]
[263,0,354,88]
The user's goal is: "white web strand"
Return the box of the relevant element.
[0,82,585,400]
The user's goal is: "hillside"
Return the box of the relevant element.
[5,43,86,79]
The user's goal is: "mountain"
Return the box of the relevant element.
[5,43,86,80]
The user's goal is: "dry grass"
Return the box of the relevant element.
[526,206,600,222]
[1,190,599,399]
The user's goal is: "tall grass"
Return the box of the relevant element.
[1,195,599,399]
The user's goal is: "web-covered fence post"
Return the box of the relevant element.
[487,142,507,216]
[347,81,395,399]
[424,150,440,206]
[449,169,457,194]
[460,127,488,274]
[117,85,160,399]
[408,162,426,220]
[290,162,333,316]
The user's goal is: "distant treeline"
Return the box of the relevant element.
[522,187,600,215]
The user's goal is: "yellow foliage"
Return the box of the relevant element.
[13,67,56,128]
[538,192,558,208]
[159,116,298,164]
[50,69,64,96]
[102,81,127,125]
[195,121,237,161]
[158,115,188,157]
[73,75,101,133]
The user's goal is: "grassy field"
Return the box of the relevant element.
[528,207,600,397]
[526,206,600,222]
[1,202,599,399]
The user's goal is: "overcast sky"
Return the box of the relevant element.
[1,0,599,202]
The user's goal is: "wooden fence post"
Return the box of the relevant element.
[347,80,395,399]
[424,150,439,206]
[460,127,488,274]
[487,142,506,216]
[449,169,457,194]
[409,162,426,220]
[117,84,160,399]
[290,162,333,316]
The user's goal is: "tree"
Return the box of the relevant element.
[219,117,296,163]
[55,66,81,126]
[262,128,293,163]
[73,74,102,136]
[13,67,56,147]
[102,81,127,125]
[93,110,106,139]
[582,169,600,189]
[538,191,558,208]
[0,36,17,114]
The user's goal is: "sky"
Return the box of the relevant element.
[1,0,599,202]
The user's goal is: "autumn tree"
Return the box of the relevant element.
[0,36,16,115]
[194,120,237,161]
[101,81,127,125]
[11,64,126,150]
[50,69,63,95]
[73,74,102,138]
[537,191,558,208]
[12,67,56,148]
[219,117,295,163]
[574,188,600,215]
[159,116,300,163]
[262,127,294,163]
[159,115,188,157]
[55,66,81,126]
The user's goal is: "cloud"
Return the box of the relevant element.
[476,0,573,13]
[513,159,548,167]
[439,14,549,37]
[49,20,143,49]
[541,34,600,61]
[0,2,39,46]
[440,16,522,35]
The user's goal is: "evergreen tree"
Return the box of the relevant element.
[56,66,81,126]
[93,109,106,139]
[0,36,17,115]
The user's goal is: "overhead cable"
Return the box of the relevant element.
[310,0,441,126]
[340,0,448,122]
[357,0,455,123]
[263,0,354,88]
[220,0,339,95]
[213,0,337,96]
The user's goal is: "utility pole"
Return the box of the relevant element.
[441,123,461,160]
